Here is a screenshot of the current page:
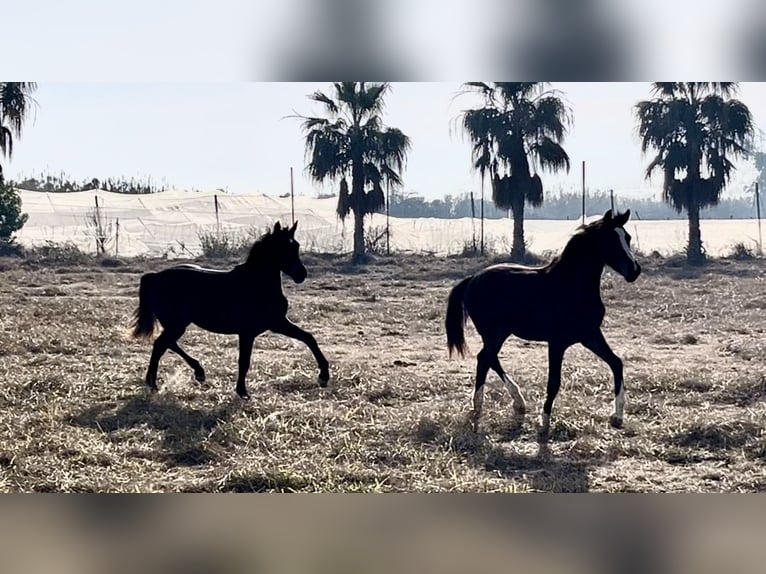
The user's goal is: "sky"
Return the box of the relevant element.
[5,82,766,202]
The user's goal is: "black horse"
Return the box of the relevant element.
[131,221,330,398]
[446,209,641,434]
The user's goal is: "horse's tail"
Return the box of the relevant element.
[131,273,157,339]
[446,276,472,358]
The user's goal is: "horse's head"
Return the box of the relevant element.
[270,220,307,283]
[597,209,641,283]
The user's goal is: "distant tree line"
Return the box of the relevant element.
[10,171,167,194]
[385,189,759,221]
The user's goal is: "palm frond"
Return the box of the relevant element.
[0,82,38,136]
[337,177,352,218]
[531,137,570,173]
[309,90,339,116]
[495,82,541,104]
[0,125,12,159]
[531,95,571,141]
[366,179,385,213]
[358,83,390,116]
[527,173,544,207]
[461,82,495,105]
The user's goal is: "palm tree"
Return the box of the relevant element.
[458,82,571,260]
[295,82,410,261]
[635,82,753,265]
[0,82,37,183]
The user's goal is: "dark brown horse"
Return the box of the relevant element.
[445,209,641,434]
[131,221,330,398]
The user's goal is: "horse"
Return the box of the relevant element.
[445,209,641,435]
[130,221,330,399]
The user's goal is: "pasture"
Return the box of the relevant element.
[0,252,765,492]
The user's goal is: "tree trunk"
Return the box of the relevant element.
[352,207,365,262]
[510,196,526,261]
[351,156,366,262]
[687,198,704,265]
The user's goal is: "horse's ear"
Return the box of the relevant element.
[290,220,298,236]
[615,209,631,227]
[603,209,614,223]
[274,221,281,233]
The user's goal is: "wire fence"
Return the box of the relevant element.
[14,190,765,258]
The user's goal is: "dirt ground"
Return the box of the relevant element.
[1,251,765,492]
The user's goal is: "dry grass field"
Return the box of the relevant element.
[0,251,765,492]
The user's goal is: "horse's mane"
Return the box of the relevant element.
[245,229,278,266]
[543,218,606,271]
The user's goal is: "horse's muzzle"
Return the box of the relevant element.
[625,262,641,283]
[287,264,307,284]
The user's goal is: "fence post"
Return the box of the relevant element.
[290,167,295,226]
[470,191,476,252]
[115,217,120,256]
[756,182,762,255]
[480,173,485,255]
[610,188,614,212]
[581,161,586,224]
[94,195,100,255]
[214,194,220,234]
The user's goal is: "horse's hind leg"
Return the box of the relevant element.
[470,346,494,432]
[145,331,172,391]
[168,341,205,383]
[489,355,526,415]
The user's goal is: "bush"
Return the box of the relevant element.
[728,242,757,260]
[198,228,253,259]
[364,224,389,256]
[0,240,23,257]
[25,241,89,265]
[0,181,28,244]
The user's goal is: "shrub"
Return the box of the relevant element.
[0,181,28,246]
[729,242,756,260]
[198,228,253,259]
[25,241,89,265]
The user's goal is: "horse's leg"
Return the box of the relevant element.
[470,344,496,432]
[235,334,255,400]
[168,339,206,383]
[489,354,526,415]
[582,330,625,428]
[541,342,566,435]
[145,330,172,391]
[270,318,330,387]
[160,325,204,382]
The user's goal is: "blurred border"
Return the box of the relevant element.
[1,495,765,573]
[2,0,765,80]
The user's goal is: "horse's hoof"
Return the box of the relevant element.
[609,415,623,429]
[237,390,250,400]
[318,375,329,388]
[513,402,526,416]
[194,371,206,383]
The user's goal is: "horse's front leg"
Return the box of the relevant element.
[540,342,566,438]
[270,317,330,387]
[582,330,625,428]
[236,334,255,399]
